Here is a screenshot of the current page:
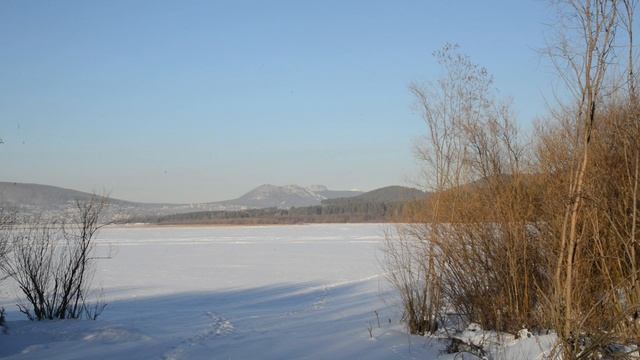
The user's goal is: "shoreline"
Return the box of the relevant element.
[107,221,396,229]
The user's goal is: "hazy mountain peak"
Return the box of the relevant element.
[306,185,328,192]
[0,182,365,219]
[321,185,427,206]
[228,184,361,209]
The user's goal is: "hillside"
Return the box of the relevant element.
[322,186,427,206]
[0,182,129,207]
[219,184,362,209]
[0,182,147,219]
[0,182,363,220]
[129,186,425,225]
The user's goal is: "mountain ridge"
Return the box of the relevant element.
[322,185,427,206]
[0,182,364,219]
[220,184,362,209]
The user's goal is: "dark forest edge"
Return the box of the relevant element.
[119,200,412,225]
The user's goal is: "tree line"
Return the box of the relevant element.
[124,200,407,225]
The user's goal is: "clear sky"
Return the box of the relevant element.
[0,0,553,203]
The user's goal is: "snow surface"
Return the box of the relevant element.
[0,224,552,359]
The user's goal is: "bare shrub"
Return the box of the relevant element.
[383,224,442,335]
[386,44,549,335]
[0,209,16,268]
[0,209,16,333]
[536,95,640,358]
[389,1,640,357]
[2,195,108,320]
[535,1,640,357]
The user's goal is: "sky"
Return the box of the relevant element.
[0,0,554,203]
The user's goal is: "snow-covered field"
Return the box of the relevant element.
[0,224,552,359]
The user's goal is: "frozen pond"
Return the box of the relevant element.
[92,224,390,298]
[0,224,445,360]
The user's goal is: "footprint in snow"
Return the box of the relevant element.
[162,312,234,360]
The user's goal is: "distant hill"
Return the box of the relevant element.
[322,186,427,206]
[310,185,363,201]
[220,184,362,209]
[0,182,115,208]
[0,182,141,217]
[0,182,363,220]
[128,185,427,225]
[0,182,213,220]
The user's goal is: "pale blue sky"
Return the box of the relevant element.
[0,0,552,203]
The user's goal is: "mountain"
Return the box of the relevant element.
[134,185,424,225]
[0,182,363,220]
[305,185,360,199]
[0,182,135,216]
[0,182,213,220]
[322,186,427,206]
[0,182,119,209]
[221,184,362,209]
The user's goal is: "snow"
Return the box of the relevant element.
[0,224,553,359]
[450,323,556,359]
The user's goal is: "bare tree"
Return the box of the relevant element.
[383,225,442,334]
[386,45,543,335]
[542,1,627,357]
[389,1,640,358]
[621,0,637,100]
[0,210,15,274]
[2,194,108,320]
[0,209,16,332]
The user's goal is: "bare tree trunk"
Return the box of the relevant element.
[547,2,619,350]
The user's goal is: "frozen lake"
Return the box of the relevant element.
[0,224,444,359]
[93,224,390,298]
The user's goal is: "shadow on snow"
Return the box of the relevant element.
[0,280,442,360]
